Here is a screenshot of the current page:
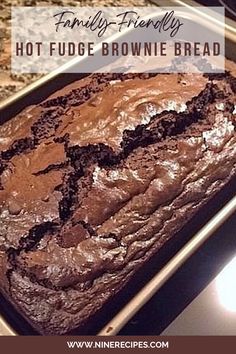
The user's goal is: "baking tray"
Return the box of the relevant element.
[98,195,236,335]
[0,8,236,336]
[150,0,236,42]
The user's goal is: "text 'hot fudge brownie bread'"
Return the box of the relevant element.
[0,69,236,334]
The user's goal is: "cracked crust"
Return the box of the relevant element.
[0,70,236,334]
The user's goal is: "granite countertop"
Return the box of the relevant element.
[0,0,153,102]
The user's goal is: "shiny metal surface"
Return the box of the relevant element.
[150,0,236,41]
[163,253,236,335]
[0,318,16,336]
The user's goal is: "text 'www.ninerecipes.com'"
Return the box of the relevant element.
[66,341,169,350]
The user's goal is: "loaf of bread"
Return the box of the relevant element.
[0,69,235,334]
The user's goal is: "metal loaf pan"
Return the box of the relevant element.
[0,8,236,336]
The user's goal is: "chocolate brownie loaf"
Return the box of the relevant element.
[0,69,236,335]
